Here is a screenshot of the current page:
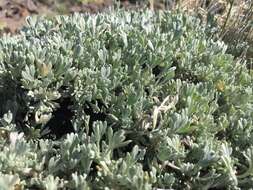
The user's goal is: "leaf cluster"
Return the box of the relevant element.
[0,9,252,189]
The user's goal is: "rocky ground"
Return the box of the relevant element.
[0,0,164,34]
[0,0,245,34]
[0,0,114,34]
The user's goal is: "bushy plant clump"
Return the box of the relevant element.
[0,9,252,189]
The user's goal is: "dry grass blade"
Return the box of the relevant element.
[152,95,178,129]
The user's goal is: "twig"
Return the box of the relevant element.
[149,0,154,10]
[220,0,235,38]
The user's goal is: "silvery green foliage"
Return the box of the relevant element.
[0,9,253,189]
[0,173,21,190]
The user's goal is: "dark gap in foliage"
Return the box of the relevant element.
[114,86,123,96]
[89,161,99,180]
[113,140,136,159]
[215,129,227,141]
[27,185,41,190]
[209,188,223,190]
[152,65,163,77]
[83,100,107,126]
[143,149,156,171]
[172,59,203,84]
[141,62,164,78]
[11,87,33,136]
[144,87,150,96]
[204,0,211,7]
[40,97,75,139]
[246,62,253,70]
[216,93,228,114]
[213,93,231,141]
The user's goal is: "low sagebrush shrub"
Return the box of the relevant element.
[0,9,252,189]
